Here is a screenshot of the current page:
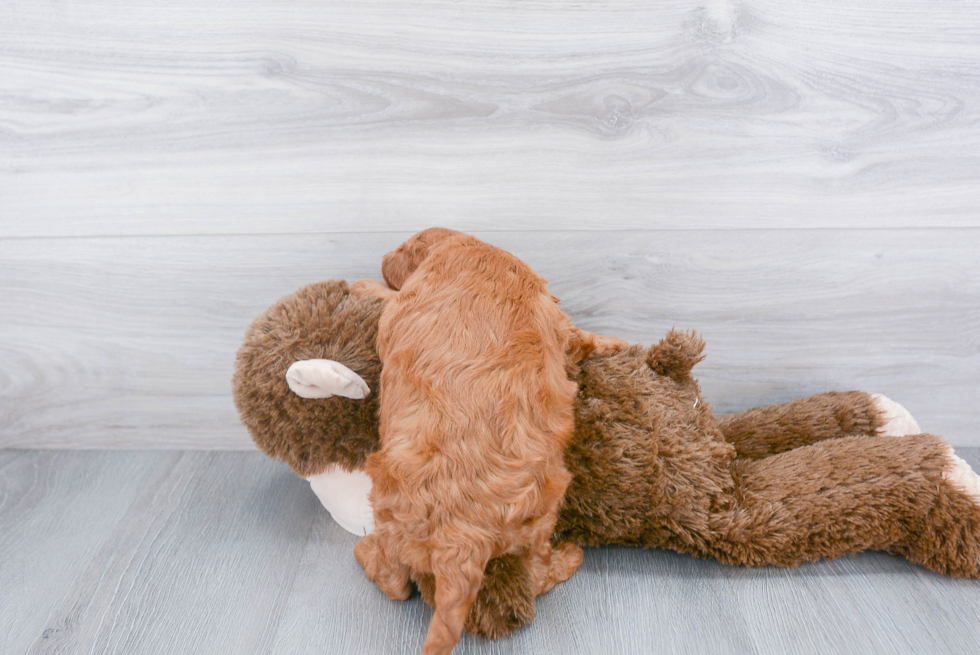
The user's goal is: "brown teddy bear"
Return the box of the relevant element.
[232,279,980,640]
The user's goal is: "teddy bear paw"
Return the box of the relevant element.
[871,393,921,437]
[942,447,980,505]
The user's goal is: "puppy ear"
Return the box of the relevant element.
[381,249,415,290]
[382,227,459,289]
[286,359,371,399]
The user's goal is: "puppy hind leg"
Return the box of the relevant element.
[520,509,583,596]
[539,541,584,596]
[354,533,412,601]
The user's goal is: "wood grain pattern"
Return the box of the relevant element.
[0,451,167,651]
[4,449,979,654]
[2,0,979,236]
[0,229,976,449]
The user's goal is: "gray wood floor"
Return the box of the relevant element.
[3,448,979,655]
[1,2,979,448]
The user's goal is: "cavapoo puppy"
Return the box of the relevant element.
[352,228,626,654]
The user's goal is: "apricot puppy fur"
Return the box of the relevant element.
[353,229,625,655]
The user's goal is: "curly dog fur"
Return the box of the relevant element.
[353,229,623,654]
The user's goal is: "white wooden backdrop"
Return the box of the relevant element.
[1,0,978,448]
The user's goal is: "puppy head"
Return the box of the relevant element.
[232,279,385,477]
[381,227,459,289]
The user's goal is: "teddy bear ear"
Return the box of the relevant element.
[286,359,371,399]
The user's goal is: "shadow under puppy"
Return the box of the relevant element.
[233,280,980,642]
[351,228,626,655]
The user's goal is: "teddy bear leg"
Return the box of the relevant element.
[893,447,980,577]
[713,434,980,578]
[718,391,918,460]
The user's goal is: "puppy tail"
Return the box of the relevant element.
[423,549,490,655]
[646,329,705,383]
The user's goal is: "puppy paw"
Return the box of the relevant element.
[871,393,920,437]
[592,335,630,356]
[351,278,398,302]
[554,541,584,573]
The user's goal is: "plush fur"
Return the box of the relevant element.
[232,280,383,477]
[233,279,980,643]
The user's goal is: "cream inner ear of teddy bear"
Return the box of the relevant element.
[307,465,376,536]
[286,359,370,399]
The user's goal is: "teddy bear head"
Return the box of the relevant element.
[232,280,384,479]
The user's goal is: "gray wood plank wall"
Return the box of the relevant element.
[2,0,978,448]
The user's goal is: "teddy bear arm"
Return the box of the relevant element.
[718,390,907,459]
